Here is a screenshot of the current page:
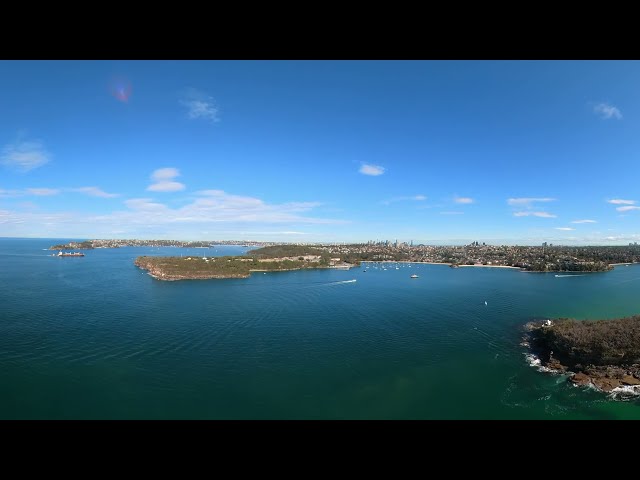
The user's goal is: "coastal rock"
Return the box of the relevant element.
[523,315,640,398]
[547,357,567,371]
[570,372,591,386]
[621,375,640,386]
[590,377,621,392]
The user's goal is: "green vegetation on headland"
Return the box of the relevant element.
[521,260,613,272]
[525,316,640,394]
[249,244,331,259]
[51,240,95,250]
[134,246,354,281]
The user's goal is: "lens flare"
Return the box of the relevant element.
[109,76,132,103]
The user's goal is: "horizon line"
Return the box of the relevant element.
[1,236,638,247]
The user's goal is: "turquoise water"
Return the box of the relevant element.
[1,238,640,419]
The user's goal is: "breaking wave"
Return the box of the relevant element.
[608,385,640,400]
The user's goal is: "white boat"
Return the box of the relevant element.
[410,274,419,278]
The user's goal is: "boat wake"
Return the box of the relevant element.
[554,274,586,278]
[325,279,357,285]
[309,279,357,287]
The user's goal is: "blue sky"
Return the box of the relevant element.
[1,60,639,245]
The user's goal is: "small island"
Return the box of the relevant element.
[523,315,640,396]
[134,245,357,281]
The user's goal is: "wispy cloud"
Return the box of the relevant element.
[594,102,622,120]
[509,197,557,218]
[513,211,557,218]
[555,227,575,231]
[147,168,185,192]
[71,187,119,198]
[571,219,597,224]
[124,198,168,211]
[382,194,426,205]
[26,188,59,196]
[0,189,20,198]
[180,88,219,122]
[616,206,640,212]
[359,163,385,176]
[223,231,309,236]
[454,196,474,204]
[507,197,556,207]
[440,211,464,215]
[607,199,636,205]
[88,190,342,230]
[1,139,51,172]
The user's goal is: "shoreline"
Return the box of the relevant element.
[363,260,452,265]
[457,264,522,269]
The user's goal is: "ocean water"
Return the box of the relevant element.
[1,237,640,419]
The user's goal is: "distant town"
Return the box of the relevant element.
[50,239,273,249]
[51,239,640,273]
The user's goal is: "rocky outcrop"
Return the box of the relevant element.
[524,316,640,396]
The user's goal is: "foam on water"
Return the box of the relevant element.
[609,385,640,400]
[524,353,565,374]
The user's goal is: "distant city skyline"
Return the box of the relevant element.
[1,60,640,245]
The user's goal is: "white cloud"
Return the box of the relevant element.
[507,197,556,207]
[607,199,636,205]
[594,102,622,120]
[79,190,343,231]
[513,211,557,218]
[571,219,597,224]
[26,188,59,196]
[555,227,575,231]
[454,197,474,204]
[72,186,119,198]
[509,197,556,218]
[382,194,426,205]
[1,139,50,172]
[226,231,308,236]
[152,168,180,181]
[147,168,185,192]
[359,164,385,176]
[124,198,168,211]
[616,206,640,212]
[0,189,20,198]
[180,88,219,122]
[440,211,464,215]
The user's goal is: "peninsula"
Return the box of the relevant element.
[134,245,356,281]
[524,316,640,396]
[57,239,640,273]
